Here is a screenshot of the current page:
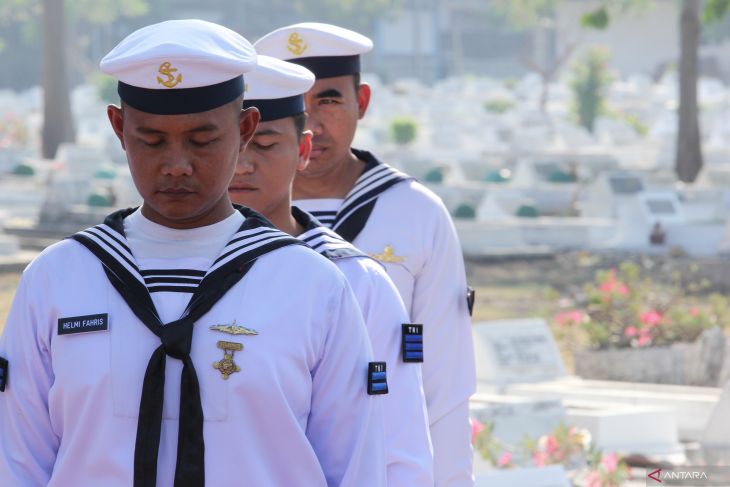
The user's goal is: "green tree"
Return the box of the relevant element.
[491,0,576,113]
[495,0,724,183]
[582,0,730,183]
[569,47,613,133]
[0,0,147,158]
[676,0,703,182]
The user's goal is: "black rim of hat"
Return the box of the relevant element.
[286,55,360,79]
[118,76,244,114]
[243,95,305,122]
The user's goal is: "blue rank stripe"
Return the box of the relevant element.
[371,371,386,381]
[367,361,388,395]
[405,351,423,361]
[401,323,424,363]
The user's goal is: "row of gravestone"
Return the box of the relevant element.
[470,318,730,486]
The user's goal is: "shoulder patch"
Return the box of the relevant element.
[367,361,388,395]
[0,356,7,392]
[402,324,424,363]
[467,286,476,317]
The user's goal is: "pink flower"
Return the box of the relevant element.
[599,282,614,294]
[624,326,638,338]
[585,470,602,487]
[690,307,700,317]
[601,452,619,473]
[497,451,512,467]
[555,310,585,327]
[599,270,629,298]
[640,310,663,327]
[545,435,559,455]
[637,328,652,347]
[470,418,485,444]
[532,450,548,467]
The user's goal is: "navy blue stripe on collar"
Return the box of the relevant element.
[330,149,410,237]
[292,206,366,261]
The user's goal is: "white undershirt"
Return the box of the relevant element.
[123,208,244,261]
[293,198,343,227]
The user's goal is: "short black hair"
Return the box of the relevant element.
[292,111,307,138]
[352,73,361,93]
[230,95,244,118]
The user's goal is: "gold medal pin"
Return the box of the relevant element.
[213,341,243,380]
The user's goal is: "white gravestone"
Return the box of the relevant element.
[473,318,566,389]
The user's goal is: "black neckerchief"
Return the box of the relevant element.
[330,148,411,243]
[292,206,366,261]
[69,205,303,487]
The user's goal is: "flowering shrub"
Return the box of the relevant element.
[0,113,28,148]
[552,262,730,349]
[471,419,628,486]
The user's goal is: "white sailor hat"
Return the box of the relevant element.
[100,19,257,115]
[243,56,315,122]
[254,22,372,79]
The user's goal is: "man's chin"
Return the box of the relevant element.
[228,194,256,208]
[299,160,331,179]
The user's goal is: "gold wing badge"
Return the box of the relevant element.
[156,61,182,88]
[287,32,308,56]
[369,245,405,264]
[210,319,258,336]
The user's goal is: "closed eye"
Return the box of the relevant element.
[190,138,219,148]
[253,141,275,151]
[142,139,164,148]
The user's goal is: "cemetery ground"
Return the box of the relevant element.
[468,250,730,372]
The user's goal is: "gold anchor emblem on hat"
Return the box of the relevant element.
[157,61,182,88]
[287,32,308,56]
[213,341,243,380]
[369,245,405,264]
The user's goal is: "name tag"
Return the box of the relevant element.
[58,313,109,336]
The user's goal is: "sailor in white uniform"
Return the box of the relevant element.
[256,23,477,486]
[0,20,385,487]
[229,55,433,486]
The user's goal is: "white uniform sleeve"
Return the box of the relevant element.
[306,278,386,487]
[411,201,476,487]
[0,273,58,486]
[356,261,433,486]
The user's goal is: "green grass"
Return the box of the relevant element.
[472,284,556,322]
